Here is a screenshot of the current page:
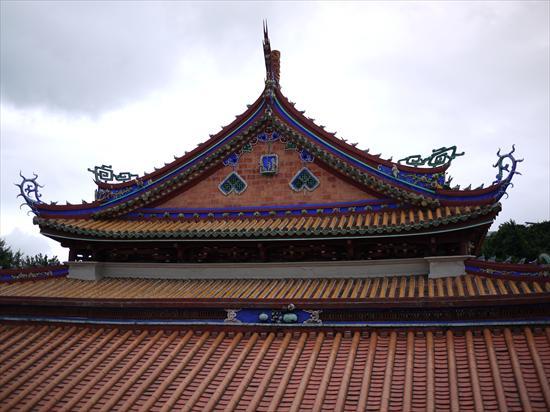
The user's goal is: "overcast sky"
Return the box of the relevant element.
[1,1,549,260]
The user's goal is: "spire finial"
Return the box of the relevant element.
[262,20,280,87]
[263,20,269,44]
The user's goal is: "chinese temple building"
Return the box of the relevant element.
[2,26,550,411]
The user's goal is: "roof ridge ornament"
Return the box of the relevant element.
[16,171,44,214]
[263,20,280,89]
[398,146,465,168]
[492,145,523,200]
[88,164,138,184]
[493,145,523,184]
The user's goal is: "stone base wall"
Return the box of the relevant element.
[68,256,473,281]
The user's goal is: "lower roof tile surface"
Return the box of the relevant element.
[0,323,549,411]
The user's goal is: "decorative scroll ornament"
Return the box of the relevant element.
[16,172,44,213]
[299,149,314,163]
[223,152,240,168]
[88,164,138,183]
[284,140,298,151]
[257,131,279,143]
[304,310,322,325]
[492,145,523,185]
[224,309,241,324]
[222,133,268,171]
[398,146,464,168]
[241,142,254,153]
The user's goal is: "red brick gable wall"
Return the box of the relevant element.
[158,144,378,208]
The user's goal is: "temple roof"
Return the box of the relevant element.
[18,31,521,242]
[1,323,549,411]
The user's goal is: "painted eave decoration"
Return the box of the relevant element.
[17,27,521,231]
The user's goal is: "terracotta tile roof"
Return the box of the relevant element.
[0,324,549,411]
[36,203,499,239]
[1,274,548,301]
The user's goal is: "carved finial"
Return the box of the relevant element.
[263,20,280,87]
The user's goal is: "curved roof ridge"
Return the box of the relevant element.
[97,90,268,190]
[29,92,269,216]
[270,88,521,206]
[273,88,450,175]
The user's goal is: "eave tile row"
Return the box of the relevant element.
[36,204,499,240]
[1,274,548,300]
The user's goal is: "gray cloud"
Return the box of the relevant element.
[0,1,309,113]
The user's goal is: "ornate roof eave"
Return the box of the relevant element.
[435,145,523,204]
[35,202,500,242]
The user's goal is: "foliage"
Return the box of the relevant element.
[0,238,60,269]
[481,220,550,262]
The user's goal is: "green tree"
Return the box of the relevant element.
[0,238,60,269]
[21,253,60,267]
[481,220,550,262]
